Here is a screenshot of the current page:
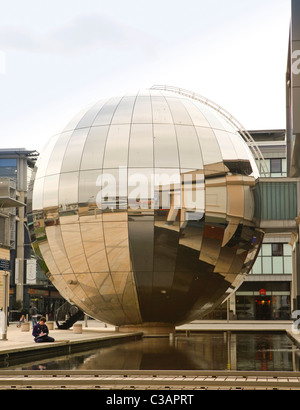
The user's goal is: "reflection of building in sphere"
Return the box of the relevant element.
[27,88,263,333]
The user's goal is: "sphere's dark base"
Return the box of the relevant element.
[119,322,175,336]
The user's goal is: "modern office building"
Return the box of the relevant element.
[286,0,300,315]
[233,129,297,320]
[212,0,300,321]
[0,176,24,331]
[0,149,63,320]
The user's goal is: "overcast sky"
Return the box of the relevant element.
[0,0,292,153]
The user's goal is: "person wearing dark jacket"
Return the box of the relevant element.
[32,317,55,343]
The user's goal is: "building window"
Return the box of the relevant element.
[236,282,291,320]
[270,158,282,174]
[272,243,283,256]
[0,158,17,179]
[259,158,287,177]
[250,243,292,275]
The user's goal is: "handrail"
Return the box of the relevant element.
[150,85,269,177]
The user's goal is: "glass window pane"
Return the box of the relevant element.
[262,257,272,274]
[272,243,283,256]
[154,124,179,168]
[262,244,272,256]
[282,158,287,174]
[0,159,17,179]
[80,126,109,171]
[128,124,154,167]
[284,257,292,274]
[264,159,270,174]
[252,257,261,274]
[273,256,283,274]
[103,124,131,168]
[270,158,282,173]
[284,243,292,256]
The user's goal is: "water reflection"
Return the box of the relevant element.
[5,332,300,372]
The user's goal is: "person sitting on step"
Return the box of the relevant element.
[32,316,55,343]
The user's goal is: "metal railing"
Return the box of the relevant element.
[150,85,269,177]
[0,369,299,390]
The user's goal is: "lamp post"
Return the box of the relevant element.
[0,265,9,340]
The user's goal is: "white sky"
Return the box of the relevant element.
[0,0,292,153]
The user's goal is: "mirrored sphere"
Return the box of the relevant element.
[28,89,263,330]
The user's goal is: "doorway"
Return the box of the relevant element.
[255,296,271,320]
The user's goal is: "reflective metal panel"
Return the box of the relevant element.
[128,124,154,168]
[29,89,263,328]
[111,96,136,124]
[151,96,173,123]
[43,174,59,208]
[166,97,193,125]
[80,126,109,171]
[154,124,179,168]
[103,124,131,168]
[61,128,89,173]
[45,131,73,176]
[92,97,122,126]
[76,100,107,129]
[176,125,203,169]
[132,96,152,124]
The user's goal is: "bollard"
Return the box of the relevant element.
[73,324,82,334]
[21,322,30,332]
[47,322,54,330]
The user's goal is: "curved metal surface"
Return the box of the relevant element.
[27,88,263,327]
[150,85,268,177]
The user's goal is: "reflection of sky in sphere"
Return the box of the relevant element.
[29,89,263,327]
